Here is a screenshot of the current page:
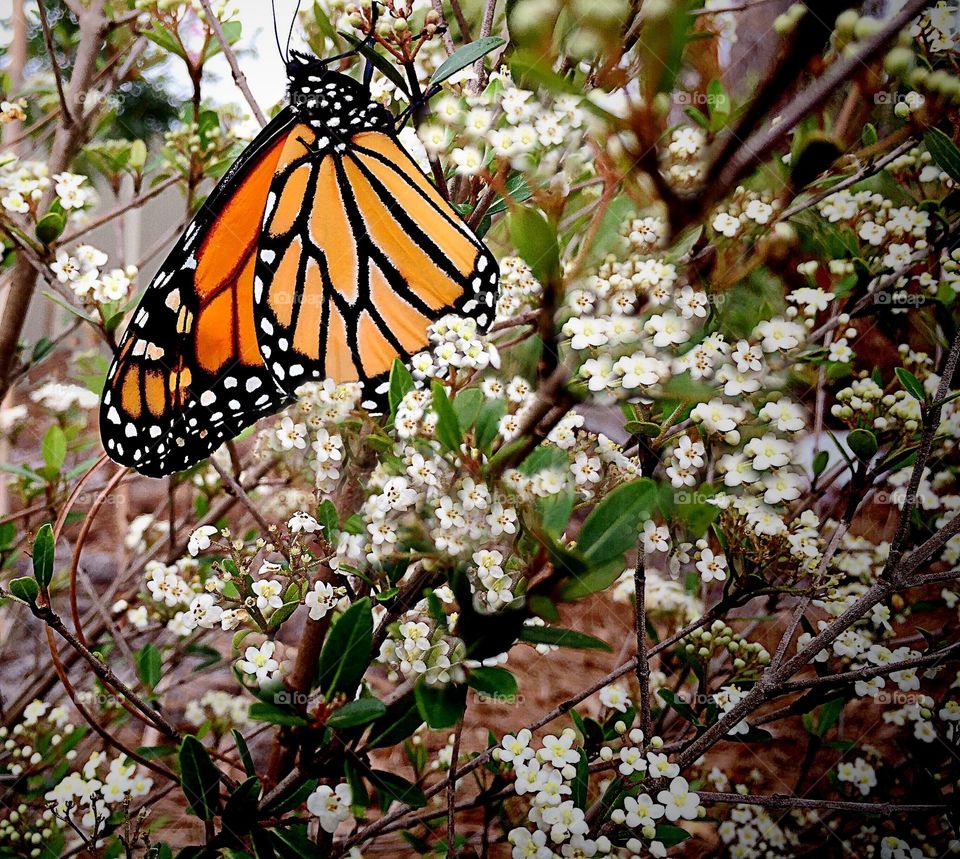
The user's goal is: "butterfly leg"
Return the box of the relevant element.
[394,83,443,131]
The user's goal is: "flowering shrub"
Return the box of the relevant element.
[1,0,959,856]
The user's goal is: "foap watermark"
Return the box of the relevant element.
[674,91,731,109]
[273,690,311,707]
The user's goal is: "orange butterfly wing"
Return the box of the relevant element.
[253,117,499,409]
[100,112,298,476]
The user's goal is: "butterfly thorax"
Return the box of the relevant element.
[285,54,392,145]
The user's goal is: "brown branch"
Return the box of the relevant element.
[697,792,946,814]
[37,0,72,127]
[703,0,935,215]
[0,0,109,402]
[57,175,181,246]
[197,0,268,127]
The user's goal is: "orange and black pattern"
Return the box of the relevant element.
[254,62,498,408]
[100,55,499,476]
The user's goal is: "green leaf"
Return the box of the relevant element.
[453,388,484,431]
[260,778,318,816]
[475,397,506,450]
[388,358,415,422]
[326,697,387,729]
[895,367,926,402]
[143,23,187,60]
[136,643,162,690]
[35,212,65,245]
[232,729,256,778]
[367,698,424,748]
[414,677,466,729]
[266,825,318,858]
[537,489,575,538]
[657,688,700,726]
[8,576,39,606]
[430,37,505,86]
[847,428,878,460]
[32,523,55,588]
[316,499,339,540]
[812,450,829,477]
[559,559,625,600]
[221,775,261,834]
[468,667,518,701]
[577,478,656,566]
[812,697,845,737]
[571,748,589,809]
[508,206,560,284]
[655,824,691,847]
[248,702,309,727]
[339,32,410,96]
[582,195,633,267]
[430,381,462,452]
[178,735,221,821]
[368,769,427,810]
[42,425,66,472]
[707,78,731,132]
[318,597,373,696]
[519,625,611,651]
[924,128,960,182]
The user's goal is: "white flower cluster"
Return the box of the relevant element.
[612,567,704,623]
[836,756,878,796]
[142,554,248,635]
[497,725,701,858]
[30,381,99,412]
[0,153,94,215]
[379,615,467,687]
[265,380,361,491]
[51,244,137,306]
[496,255,544,320]
[417,70,590,189]
[45,752,152,839]
[184,689,251,732]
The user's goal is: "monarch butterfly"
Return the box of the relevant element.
[99,52,499,477]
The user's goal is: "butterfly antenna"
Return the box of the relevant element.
[271,0,285,61]
[286,0,303,62]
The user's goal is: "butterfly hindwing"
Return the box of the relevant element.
[100,110,298,476]
[253,71,499,410]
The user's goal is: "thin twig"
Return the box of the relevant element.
[198,0,268,127]
[37,0,72,127]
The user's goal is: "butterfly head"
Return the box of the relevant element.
[285,50,393,134]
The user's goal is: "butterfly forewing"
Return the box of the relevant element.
[253,70,499,411]
[99,111,297,476]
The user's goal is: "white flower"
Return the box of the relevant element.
[288,511,319,533]
[51,251,80,283]
[499,728,534,765]
[618,745,647,776]
[238,641,279,684]
[599,683,631,713]
[539,730,579,768]
[656,776,701,821]
[276,416,307,450]
[488,502,518,536]
[312,428,343,463]
[712,212,742,237]
[571,452,602,486]
[622,793,665,828]
[642,520,669,554]
[188,593,223,629]
[508,827,552,859]
[187,525,218,556]
[252,579,284,612]
[307,783,352,833]
[696,548,727,583]
[306,581,339,620]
